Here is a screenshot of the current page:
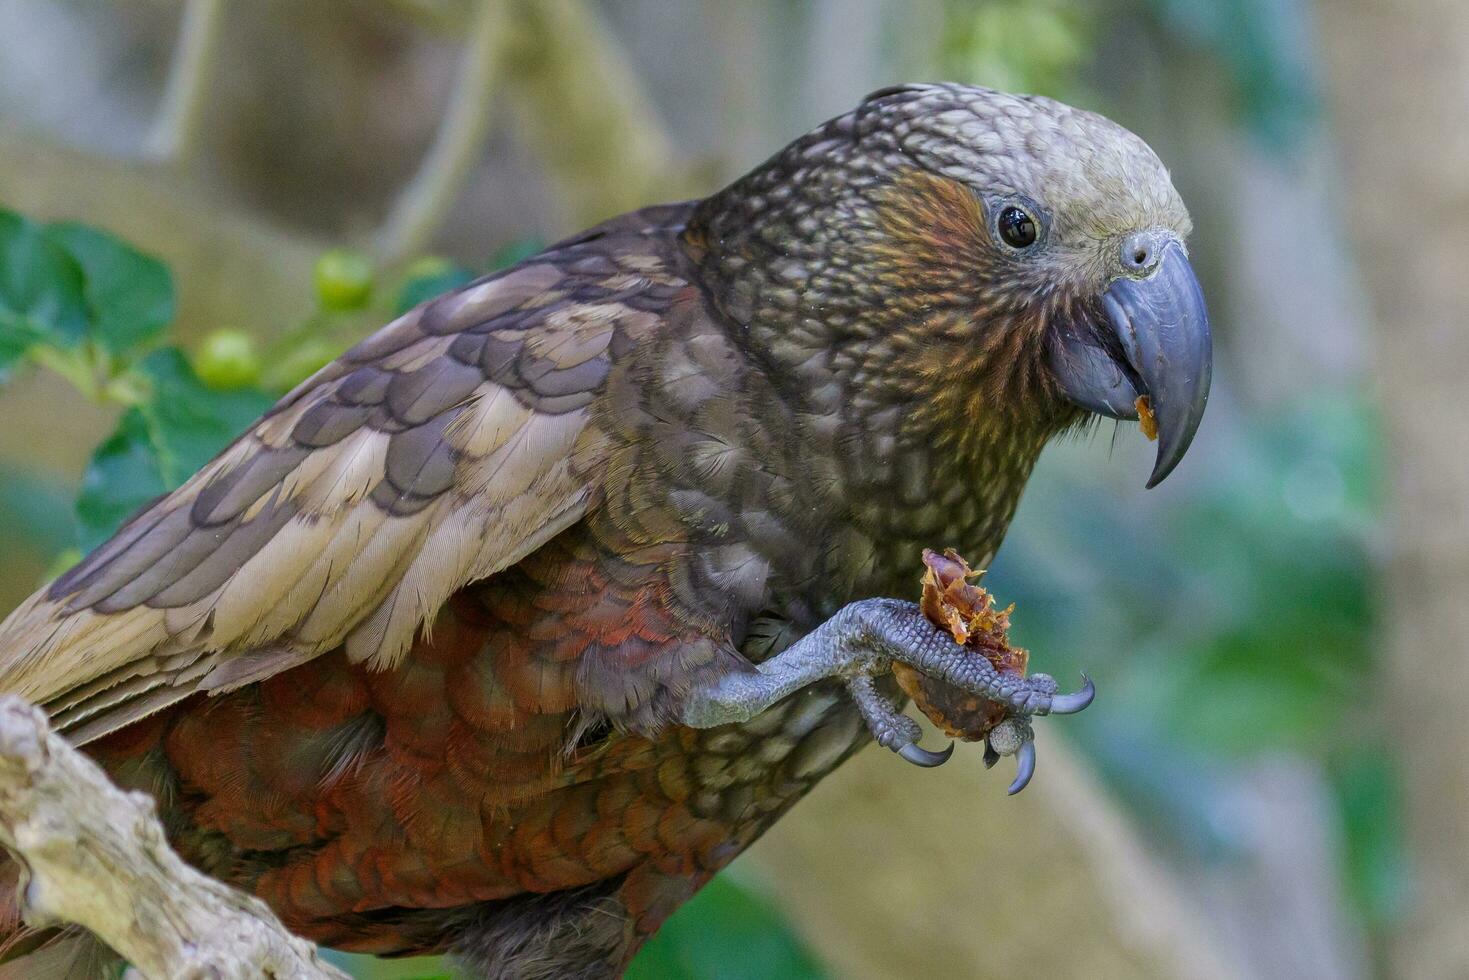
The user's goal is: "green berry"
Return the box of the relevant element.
[314,248,374,311]
[194,329,261,390]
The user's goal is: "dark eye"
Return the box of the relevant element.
[998,206,1038,248]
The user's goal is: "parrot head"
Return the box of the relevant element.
[691,82,1212,488]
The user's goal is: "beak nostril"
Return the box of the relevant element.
[1122,232,1159,273]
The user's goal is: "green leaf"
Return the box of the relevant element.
[0,208,89,349]
[1331,753,1411,927]
[76,349,272,549]
[0,310,42,378]
[939,1,1090,99]
[46,221,174,354]
[0,463,75,553]
[628,873,826,980]
[75,409,170,552]
[136,349,273,484]
[318,948,450,979]
[394,262,475,316]
[389,239,543,317]
[489,237,547,271]
[1147,0,1319,146]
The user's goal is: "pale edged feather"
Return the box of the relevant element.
[0,218,685,742]
[0,384,602,742]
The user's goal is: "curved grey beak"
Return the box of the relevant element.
[1048,240,1212,487]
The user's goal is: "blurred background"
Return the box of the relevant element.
[0,1,1459,977]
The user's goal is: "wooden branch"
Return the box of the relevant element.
[505,0,694,226]
[746,730,1245,979]
[143,0,226,165]
[374,0,512,262]
[0,695,346,980]
[374,0,695,257]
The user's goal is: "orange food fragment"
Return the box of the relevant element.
[1136,395,1158,441]
[894,549,1028,741]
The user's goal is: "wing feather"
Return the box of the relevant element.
[0,222,687,740]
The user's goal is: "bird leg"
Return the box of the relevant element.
[845,672,954,768]
[678,597,1093,793]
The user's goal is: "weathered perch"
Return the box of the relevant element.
[0,694,345,980]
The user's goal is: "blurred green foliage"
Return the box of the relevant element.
[0,209,168,388]
[987,392,1401,919]
[0,463,74,556]
[996,398,1378,744]
[0,210,90,368]
[940,0,1318,145]
[628,873,826,980]
[1146,0,1319,144]
[393,257,476,315]
[1333,753,1411,928]
[940,0,1090,97]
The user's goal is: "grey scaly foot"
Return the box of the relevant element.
[678,597,1094,793]
[845,673,954,768]
[986,715,1038,795]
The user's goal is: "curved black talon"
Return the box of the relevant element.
[982,742,1000,769]
[898,740,955,768]
[1048,674,1095,716]
[1007,740,1037,795]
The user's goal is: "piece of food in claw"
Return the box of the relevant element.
[894,548,1029,742]
[1136,394,1159,441]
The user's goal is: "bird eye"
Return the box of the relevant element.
[997,206,1039,249]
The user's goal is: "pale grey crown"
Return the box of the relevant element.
[848,82,1192,248]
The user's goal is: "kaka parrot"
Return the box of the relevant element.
[0,83,1210,977]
